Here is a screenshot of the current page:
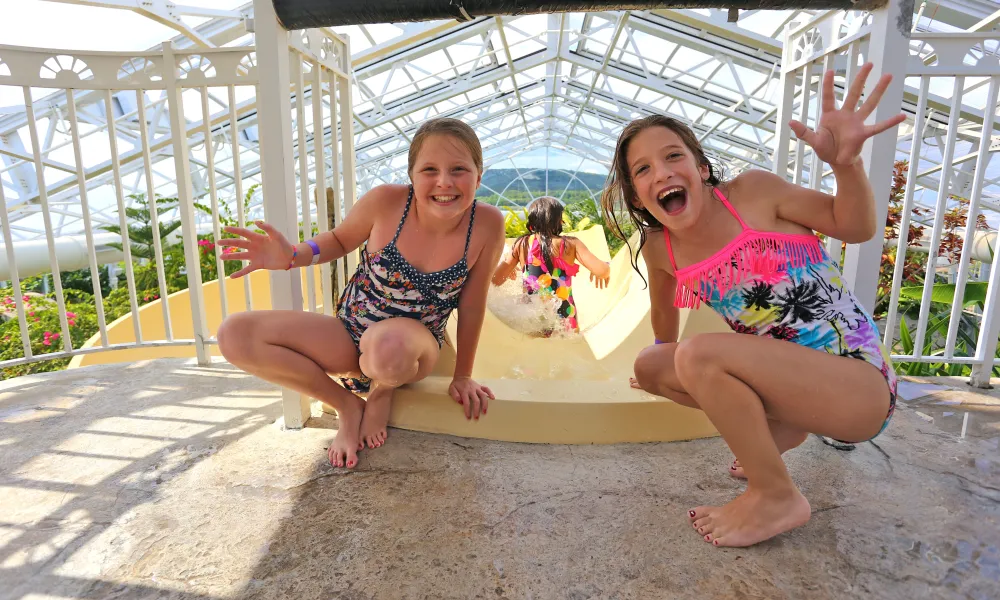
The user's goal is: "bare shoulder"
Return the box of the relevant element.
[639,228,672,274]
[727,170,794,204]
[473,202,505,239]
[363,183,410,209]
[356,184,409,222]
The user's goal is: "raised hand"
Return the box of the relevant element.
[218,220,295,278]
[788,62,906,167]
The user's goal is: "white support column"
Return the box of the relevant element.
[839,0,910,313]
[162,42,210,365]
[253,0,309,428]
[338,36,359,276]
[771,21,798,179]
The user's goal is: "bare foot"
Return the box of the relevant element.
[327,394,364,469]
[360,385,393,449]
[730,425,808,479]
[629,377,641,389]
[688,486,811,547]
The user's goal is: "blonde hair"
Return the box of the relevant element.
[408,118,484,176]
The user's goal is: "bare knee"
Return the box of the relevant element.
[634,345,668,393]
[217,312,257,365]
[673,334,724,389]
[361,330,418,387]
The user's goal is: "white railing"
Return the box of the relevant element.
[772,1,1000,386]
[0,24,355,380]
[883,31,1000,386]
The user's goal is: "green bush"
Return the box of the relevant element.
[0,290,100,379]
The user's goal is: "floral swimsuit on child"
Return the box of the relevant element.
[665,187,896,439]
[522,235,581,333]
[336,186,476,394]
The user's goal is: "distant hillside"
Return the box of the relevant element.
[478,169,608,197]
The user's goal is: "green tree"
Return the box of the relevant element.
[100,194,183,260]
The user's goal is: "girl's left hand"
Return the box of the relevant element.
[788,62,905,167]
[449,377,494,420]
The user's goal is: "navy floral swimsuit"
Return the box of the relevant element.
[336,186,476,394]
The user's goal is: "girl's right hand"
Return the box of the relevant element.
[589,265,610,289]
[218,220,296,278]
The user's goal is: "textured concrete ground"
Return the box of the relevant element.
[1,358,997,600]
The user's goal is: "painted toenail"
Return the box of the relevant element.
[689,510,696,517]
[713,540,719,546]
[704,535,710,542]
[698,528,704,533]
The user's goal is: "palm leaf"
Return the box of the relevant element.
[899,282,988,307]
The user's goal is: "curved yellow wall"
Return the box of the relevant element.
[70,229,731,443]
[68,266,325,368]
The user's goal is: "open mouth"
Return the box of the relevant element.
[431,194,459,205]
[657,186,687,216]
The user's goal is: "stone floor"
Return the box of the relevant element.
[0,358,998,600]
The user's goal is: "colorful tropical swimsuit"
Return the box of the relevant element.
[335,186,476,394]
[522,235,580,333]
[665,187,896,440]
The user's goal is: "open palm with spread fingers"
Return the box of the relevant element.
[788,62,906,167]
[218,221,295,278]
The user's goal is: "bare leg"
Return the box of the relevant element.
[217,311,365,468]
[730,421,808,479]
[358,318,441,449]
[670,333,891,548]
[633,343,809,478]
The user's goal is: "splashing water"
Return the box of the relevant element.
[487,270,577,338]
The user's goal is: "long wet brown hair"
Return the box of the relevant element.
[515,196,564,268]
[600,115,723,280]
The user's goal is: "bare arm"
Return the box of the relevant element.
[286,184,399,268]
[491,238,524,286]
[456,207,506,379]
[743,167,877,245]
[642,240,680,343]
[771,64,904,244]
[569,237,611,281]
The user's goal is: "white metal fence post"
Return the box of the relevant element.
[839,0,910,314]
[338,36,359,275]
[253,0,310,428]
[162,41,210,365]
[771,22,798,180]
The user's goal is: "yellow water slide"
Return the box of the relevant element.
[70,227,729,443]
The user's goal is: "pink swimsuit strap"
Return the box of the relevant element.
[663,187,819,277]
[663,188,745,272]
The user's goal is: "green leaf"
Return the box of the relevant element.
[899,282,989,307]
[898,318,913,354]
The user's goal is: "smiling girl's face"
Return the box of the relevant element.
[625,126,711,231]
[409,133,481,220]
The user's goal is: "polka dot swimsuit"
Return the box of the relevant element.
[336,186,476,394]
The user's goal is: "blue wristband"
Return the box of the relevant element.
[654,338,665,345]
[305,239,321,264]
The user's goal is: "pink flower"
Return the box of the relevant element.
[66,311,76,318]
[43,340,50,346]
[51,333,59,340]
[29,311,34,317]
[68,320,76,327]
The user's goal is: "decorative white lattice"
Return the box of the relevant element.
[39,55,93,81]
[117,57,161,83]
[177,55,216,80]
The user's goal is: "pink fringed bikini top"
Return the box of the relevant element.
[664,188,825,310]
